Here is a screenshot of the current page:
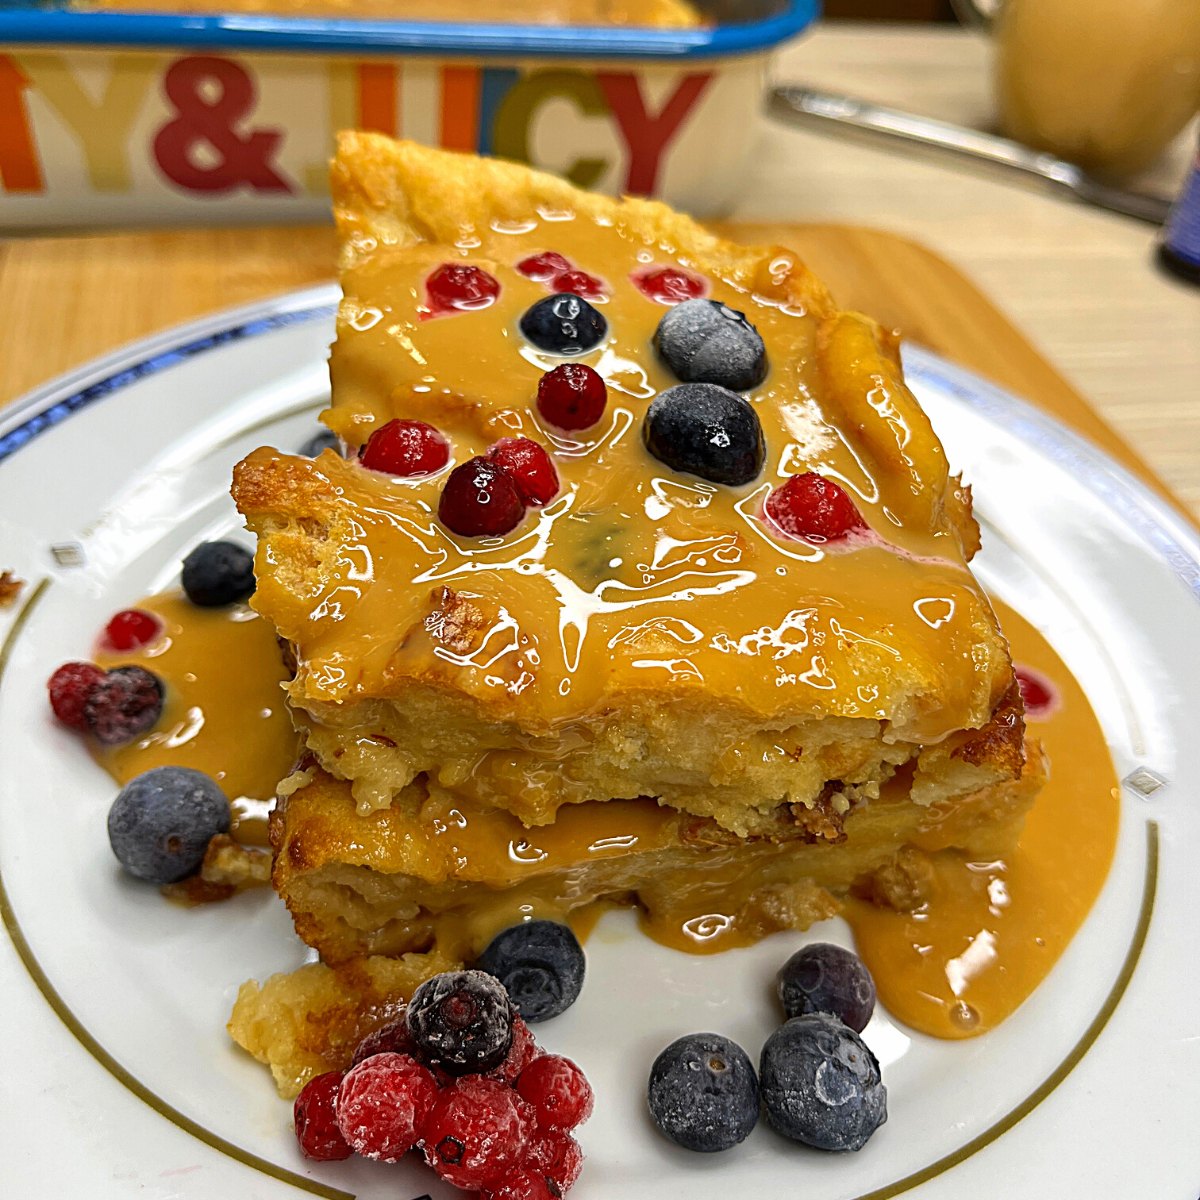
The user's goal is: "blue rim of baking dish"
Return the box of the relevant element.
[0,0,818,57]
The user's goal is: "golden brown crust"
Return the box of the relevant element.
[951,682,1025,774]
[234,134,1013,829]
[331,132,838,321]
[0,571,23,608]
[268,755,1040,965]
[227,949,459,1098]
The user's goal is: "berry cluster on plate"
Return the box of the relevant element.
[45,540,258,885]
[649,943,887,1155]
[294,969,592,1200]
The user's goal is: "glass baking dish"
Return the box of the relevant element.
[0,0,819,227]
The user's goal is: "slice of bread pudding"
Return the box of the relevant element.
[233,134,1026,844]
[270,728,1044,968]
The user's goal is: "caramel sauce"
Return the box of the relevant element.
[246,215,1011,745]
[93,594,299,847]
[92,587,1116,1038]
[308,777,833,960]
[845,599,1119,1038]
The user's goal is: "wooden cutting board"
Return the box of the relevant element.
[0,222,1188,524]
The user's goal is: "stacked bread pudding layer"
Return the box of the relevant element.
[232,133,1041,971]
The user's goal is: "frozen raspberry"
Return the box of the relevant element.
[526,1132,584,1194]
[438,458,526,538]
[84,666,164,745]
[536,364,607,432]
[334,1052,438,1162]
[488,438,560,507]
[293,1071,352,1162]
[488,1014,540,1084]
[765,472,867,542]
[484,1169,557,1200]
[351,1014,416,1066]
[47,661,105,729]
[517,252,572,282]
[407,969,514,1075]
[427,263,501,314]
[422,1076,534,1191]
[553,270,605,301]
[359,419,450,477]
[633,266,707,305]
[104,609,161,652]
[516,1055,593,1133]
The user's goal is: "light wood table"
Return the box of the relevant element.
[769,25,1200,516]
[2,24,1197,515]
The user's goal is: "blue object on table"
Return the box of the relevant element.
[1159,137,1200,283]
[0,0,818,57]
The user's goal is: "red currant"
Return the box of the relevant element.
[554,270,605,301]
[359,419,450,477]
[536,365,607,432]
[526,1132,584,1193]
[516,1055,593,1132]
[484,1169,558,1200]
[422,1076,534,1191]
[293,1072,352,1162]
[439,457,527,537]
[488,438,560,507]
[517,252,572,282]
[1015,665,1057,720]
[47,661,105,730]
[334,1052,438,1162]
[633,266,707,304]
[427,263,501,314]
[487,1014,541,1084]
[104,609,161,652]
[765,472,867,542]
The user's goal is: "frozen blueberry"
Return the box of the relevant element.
[648,1033,759,1153]
[759,1013,887,1151]
[181,540,255,607]
[476,920,585,1023]
[643,382,764,486]
[777,943,877,1033]
[107,766,230,884]
[520,293,607,355]
[406,969,514,1075]
[653,298,767,391]
[299,428,340,457]
[85,666,164,746]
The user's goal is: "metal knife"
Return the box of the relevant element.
[770,85,1172,225]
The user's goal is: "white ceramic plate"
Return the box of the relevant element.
[2,287,1198,1200]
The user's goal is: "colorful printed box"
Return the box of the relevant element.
[0,1,817,226]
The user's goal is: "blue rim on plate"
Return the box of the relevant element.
[0,283,1195,1200]
[0,0,818,57]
